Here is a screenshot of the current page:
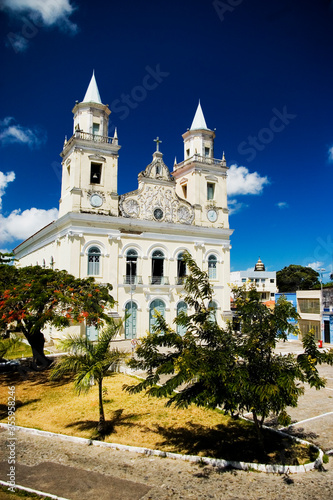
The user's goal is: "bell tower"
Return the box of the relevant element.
[59,72,120,218]
[173,102,229,229]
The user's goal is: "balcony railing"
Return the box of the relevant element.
[176,154,226,169]
[66,131,114,148]
[123,275,143,285]
[149,276,170,285]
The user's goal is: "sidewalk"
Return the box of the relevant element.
[0,439,151,500]
[274,338,333,355]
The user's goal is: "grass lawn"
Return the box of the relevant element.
[0,485,53,500]
[0,369,318,466]
[1,339,51,360]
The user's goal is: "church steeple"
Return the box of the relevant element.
[172,101,229,230]
[180,101,215,161]
[83,71,102,104]
[72,71,110,136]
[190,101,208,130]
[59,73,120,219]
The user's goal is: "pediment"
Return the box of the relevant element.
[138,154,174,183]
[120,183,194,225]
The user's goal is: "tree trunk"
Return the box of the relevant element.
[26,329,51,369]
[97,377,105,433]
[252,410,265,451]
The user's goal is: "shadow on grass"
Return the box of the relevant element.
[0,360,71,388]
[150,419,314,465]
[65,408,143,440]
[0,399,40,420]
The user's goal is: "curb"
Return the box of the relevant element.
[0,423,323,474]
[0,479,70,500]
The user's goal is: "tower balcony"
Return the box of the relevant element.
[175,154,226,170]
[62,130,119,156]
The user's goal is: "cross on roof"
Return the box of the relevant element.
[154,136,162,152]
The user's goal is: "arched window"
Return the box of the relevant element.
[151,250,164,284]
[149,299,165,333]
[177,252,186,284]
[126,249,138,284]
[86,325,99,341]
[87,246,101,276]
[42,259,46,268]
[125,301,137,339]
[208,300,218,323]
[50,256,54,269]
[208,254,217,279]
[176,301,187,336]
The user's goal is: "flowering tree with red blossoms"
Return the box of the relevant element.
[0,263,114,369]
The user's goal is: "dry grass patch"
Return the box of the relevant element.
[0,369,318,465]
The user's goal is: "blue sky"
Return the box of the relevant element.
[0,0,333,280]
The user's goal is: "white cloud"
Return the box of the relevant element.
[0,169,58,246]
[1,0,77,32]
[0,207,58,246]
[307,261,324,272]
[0,171,15,209]
[228,198,248,215]
[276,201,289,209]
[0,117,46,148]
[227,164,269,196]
[227,164,269,214]
[328,145,333,162]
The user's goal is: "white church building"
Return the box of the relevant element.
[14,73,233,341]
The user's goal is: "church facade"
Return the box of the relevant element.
[14,73,233,342]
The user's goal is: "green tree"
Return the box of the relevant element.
[0,264,114,369]
[231,286,302,443]
[277,264,320,292]
[50,320,127,432]
[0,252,15,264]
[125,253,333,445]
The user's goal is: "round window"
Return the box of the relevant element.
[154,208,163,220]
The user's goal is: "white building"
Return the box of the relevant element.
[230,258,278,306]
[14,73,233,341]
[296,290,321,341]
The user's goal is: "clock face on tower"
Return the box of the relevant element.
[90,193,103,208]
[207,209,217,222]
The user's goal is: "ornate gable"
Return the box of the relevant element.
[119,151,194,225]
[138,152,174,182]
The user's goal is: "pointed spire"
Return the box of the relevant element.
[83,71,102,104]
[112,127,118,144]
[190,100,208,130]
[174,156,177,166]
